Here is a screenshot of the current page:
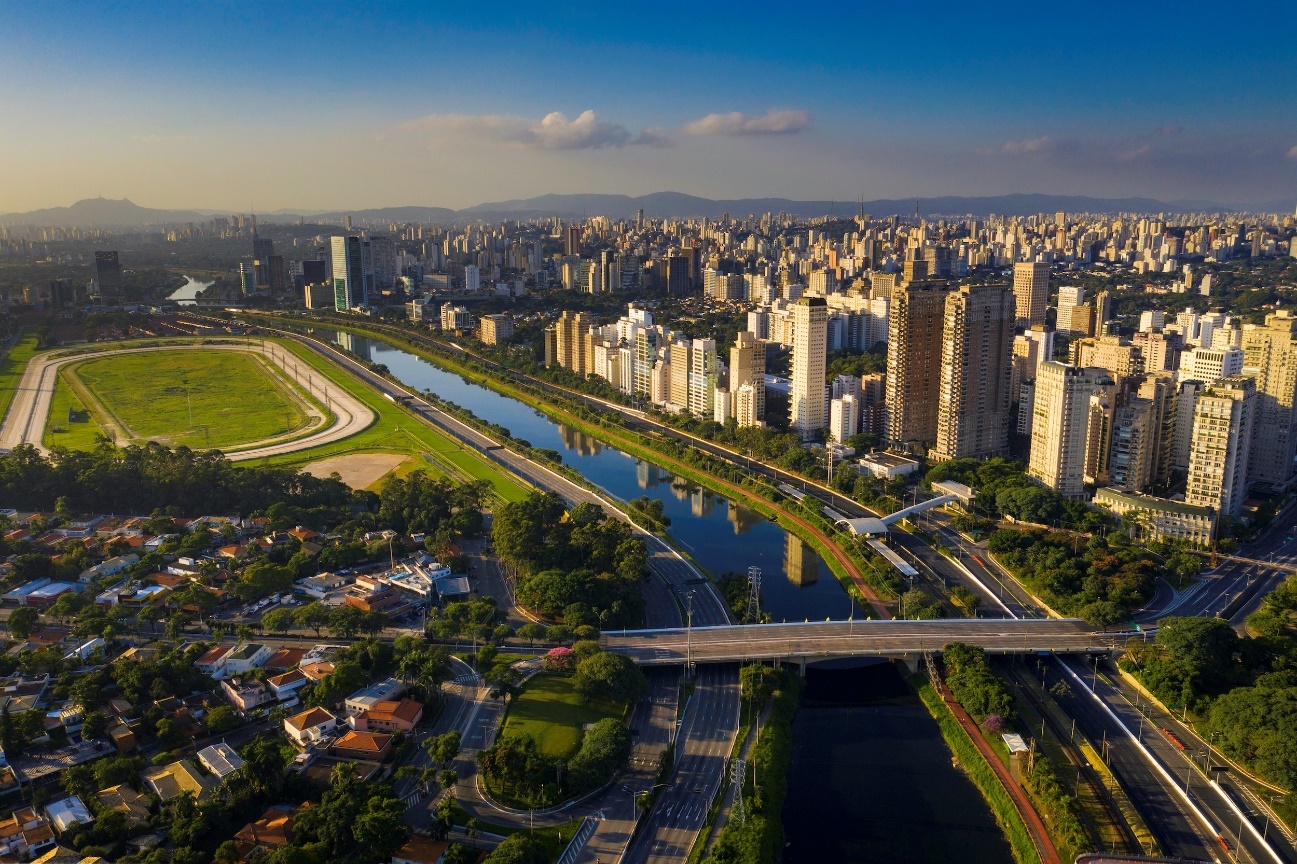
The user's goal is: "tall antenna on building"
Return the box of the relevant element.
[745,566,762,625]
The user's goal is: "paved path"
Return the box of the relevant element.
[0,341,373,459]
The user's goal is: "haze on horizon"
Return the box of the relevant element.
[2,1,1295,214]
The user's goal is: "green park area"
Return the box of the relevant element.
[62,349,312,450]
[262,339,531,501]
[0,333,40,423]
[498,673,626,761]
[43,371,111,450]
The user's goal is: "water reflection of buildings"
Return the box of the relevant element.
[636,460,666,490]
[335,331,371,361]
[559,425,603,457]
[690,488,717,519]
[726,502,761,535]
[669,477,692,502]
[783,534,819,586]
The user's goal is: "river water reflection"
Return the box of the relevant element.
[305,326,855,623]
[783,660,1015,864]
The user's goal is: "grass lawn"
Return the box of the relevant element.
[499,673,626,761]
[264,339,531,502]
[69,349,312,450]
[0,334,40,424]
[42,371,110,450]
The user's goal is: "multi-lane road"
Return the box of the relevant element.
[603,618,1124,664]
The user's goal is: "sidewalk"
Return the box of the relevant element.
[700,700,771,854]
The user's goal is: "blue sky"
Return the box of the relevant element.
[2,1,1295,211]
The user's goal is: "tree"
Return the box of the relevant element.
[262,607,296,636]
[80,710,110,740]
[424,731,461,767]
[483,833,549,864]
[296,602,331,638]
[739,664,779,706]
[7,607,40,640]
[572,651,648,703]
[205,705,240,736]
[328,605,367,639]
[351,792,407,855]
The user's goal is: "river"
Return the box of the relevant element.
[304,326,855,623]
[301,324,1013,861]
[783,660,1015,864]
[168,275,213,305]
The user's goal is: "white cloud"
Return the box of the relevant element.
[1000,135,1054,154]
[1287,145,1297,160]
[404,110,637,150]
[682,108,810,136]
[1116,144,1151,162]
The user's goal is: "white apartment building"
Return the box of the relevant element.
[1185,376,1256,518]
[1028,363,1113,498]
[790,296,827,439]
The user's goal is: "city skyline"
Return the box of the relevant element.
[3,2,1296,213]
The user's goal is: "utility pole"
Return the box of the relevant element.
[685,591,695,675]
[745,567,762,625]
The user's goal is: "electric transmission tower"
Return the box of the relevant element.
[745,566,762,624]
[731,758,747,825]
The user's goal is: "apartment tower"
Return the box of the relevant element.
[930,283,1015,461]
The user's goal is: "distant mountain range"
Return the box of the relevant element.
[3,192,1293,228]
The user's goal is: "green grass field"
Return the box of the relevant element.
[499,673,625,761]
[0,334,40,425]
[69,349,311,450]
[43,371,111,450]
[265,339,531,502]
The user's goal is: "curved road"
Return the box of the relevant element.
[0,341,374,460]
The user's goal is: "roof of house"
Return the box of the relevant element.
[393,836,451,864]
[196,644,233,665]
[333,730,392,754]
[362,698,423,725]
[96,785,151,822]
[285,706,335,732]
[268,669,306,689]
[299,661,335,680]
[141,760,211,801]
[227,643,266,661]
[262,648,307,670]
[44,797,92,834]
[234,805,299,849]
[197,742,245,777]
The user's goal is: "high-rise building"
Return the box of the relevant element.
[633,328,658,396]
[729,331,766,426]
[1241,310,1297,491]
[1136,373,1178,488]
[931,283,1015,461]
[368,235,396,290]
[1075,335,1144,381]
[238,262,256,295]
[790,296,828,440]
[1013,261,1049,327]
[551,311,593,375]
[94,251,122,297]
[331,236,371,310]
[669,337,691,409]
[687,339,718,417]
[564,225,583,256]
[1107,397,1155,492]
[1027,363,1113,498]
[829,395,858,443]
[1185,376,1256,518]
[252,236,274,289]
[1178,345,1244,383]
[884,281,948,449]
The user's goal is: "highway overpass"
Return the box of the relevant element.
[601,618,1126,665]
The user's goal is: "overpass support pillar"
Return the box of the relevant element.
[899,654,922,676]
[796,658,806,678]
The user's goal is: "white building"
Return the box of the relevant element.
[1185,376,1256,518]
[829,395,858,443]
[790,296,828,439]
[1027,363,1113,498]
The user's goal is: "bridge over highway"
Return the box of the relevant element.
[601,618,1127,665]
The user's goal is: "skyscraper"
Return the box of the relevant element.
[1241,310,1297,492]
[1185,376,1256,518]
[331,236,371,310]
[687,339,718,418]
[729,331,766,426]
[884,281,948,449]
[931,283,1015,461]
[94,251,122,297]
[1027,363,1113,498]
[790,296,827,440]
[1013,261,1049,327]
[253,236,275,289]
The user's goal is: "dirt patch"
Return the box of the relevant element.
[303,452,409,489]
